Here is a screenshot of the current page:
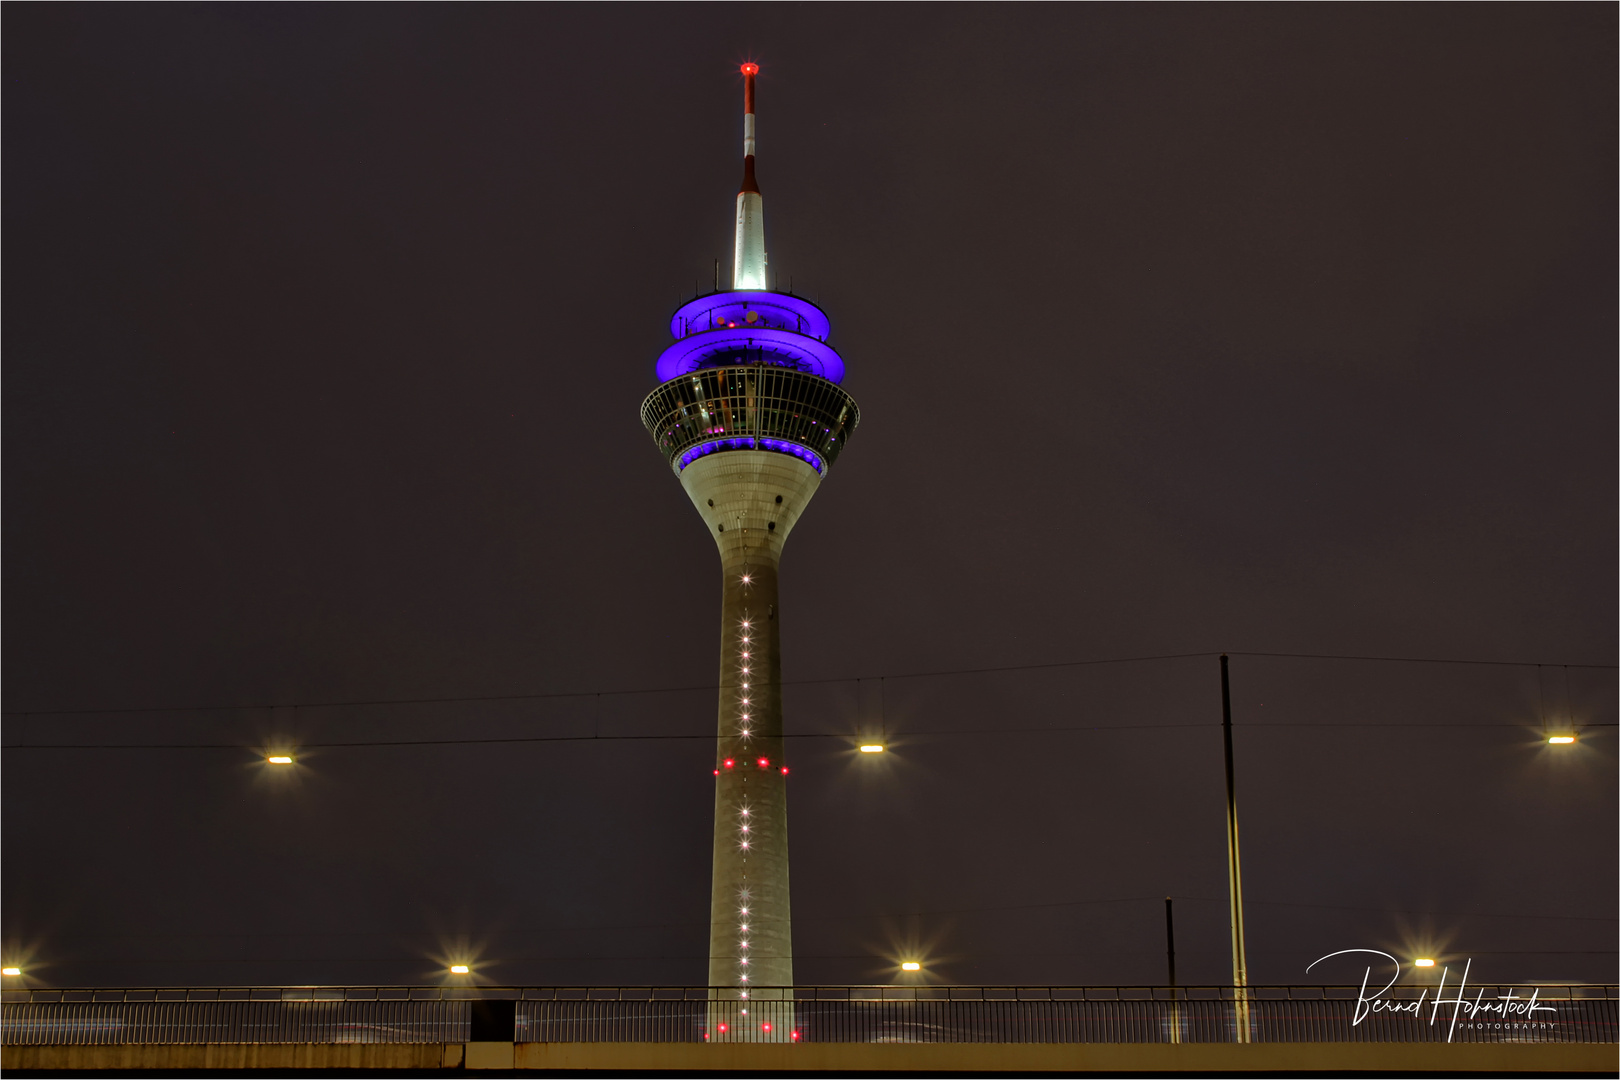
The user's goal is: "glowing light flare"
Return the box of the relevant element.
[780,766,789,775]
[757,757,770,768]
[449,965,470,975]
[902,962,921,971]
[724,759,735,769]
[2,968,20,977]
[791,1031,800,1041]
[1548,735,1577,744]
[762,1023,772,1032]
[859,745,885,753]
[266,755,295,765]
[741,63,759,76]
[740,575,752,584]
[718,1023,728,1032]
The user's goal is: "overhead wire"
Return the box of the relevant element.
[4,649,1613,721]
[26,894,1613,940]
[5,719,1613,752]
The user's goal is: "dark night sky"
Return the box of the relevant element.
[4,6,1615,990]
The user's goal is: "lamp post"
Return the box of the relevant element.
[1220,654,1251,1042]
[1165,896,1181,1044]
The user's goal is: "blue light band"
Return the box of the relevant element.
[676,437,825,475]
[655,327,845,384]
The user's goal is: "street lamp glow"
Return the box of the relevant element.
[859,744,885,753]
[901,962,921,971]
[449,965,470,974]
[1547,735,1576,745]
[2,967,20,976]
[266,755,295,765]
[1414,958,1436,968]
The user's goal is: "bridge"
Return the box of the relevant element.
[4,983,1615,1073]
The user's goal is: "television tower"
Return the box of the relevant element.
[640,63,859,1034]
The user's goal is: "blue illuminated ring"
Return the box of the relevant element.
[676,437,826,475]
[654,328,846,384]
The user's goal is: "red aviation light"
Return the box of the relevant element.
[762,1022,772,1032]
[718,1023,728,1033]
[791,1030,801,1041]
[741,63,759,76]
[723,759,735,769]
[780,766,789,775]
[757,757,769,768]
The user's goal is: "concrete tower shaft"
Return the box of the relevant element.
[678,450,823,999]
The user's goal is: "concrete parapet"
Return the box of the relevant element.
[1,1041,462,1071]
[519,1040,1612,1072]
[5,1040,1614,1073]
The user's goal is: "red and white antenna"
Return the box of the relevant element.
[740,62,759,192]
[733,63,767,290]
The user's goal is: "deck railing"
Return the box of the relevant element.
[4,985,1614,1046]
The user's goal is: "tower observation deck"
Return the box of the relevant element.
[639,64,860,1039]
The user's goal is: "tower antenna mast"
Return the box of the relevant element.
[733,63,767,290]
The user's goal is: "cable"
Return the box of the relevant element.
[29,949,1620,967]
[18,896,1613,940]
[1169,896,1615,923]
[0,652,1214,718]
[4,723,1208,751]
[10,719,1613,752]
[6,649,1612,721]
[1230,651,1617,670]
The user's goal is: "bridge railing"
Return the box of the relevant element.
[3,985,1614,1046]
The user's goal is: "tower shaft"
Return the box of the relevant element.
[679,450,822,1007]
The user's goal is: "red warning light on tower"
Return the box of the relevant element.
[740,62,759,76]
